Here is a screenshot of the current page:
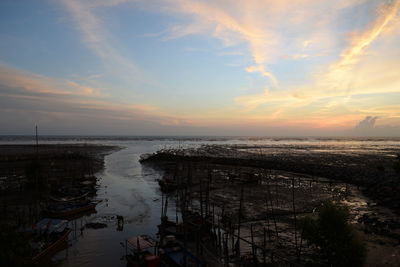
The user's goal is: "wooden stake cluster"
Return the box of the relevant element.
[157,160,332,266]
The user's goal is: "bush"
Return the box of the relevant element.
[302,201,366,267]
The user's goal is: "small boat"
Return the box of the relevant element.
[159,236,205,267]
[158,213,211,240]
[158,221,192,239]
[48,201,97,218]
[49,191,89,202]
[125,235,160,267]
[29,218,71,263]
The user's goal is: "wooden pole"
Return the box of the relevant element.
[35,125,38,150]
[236,186,244,257]
[266,183,279,239]
[250,224,256,265]
[292,177,298,254]
[263,227,266,265]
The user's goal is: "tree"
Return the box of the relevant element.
[302,201,366,267]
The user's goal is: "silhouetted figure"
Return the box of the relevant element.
[117,215,124,231]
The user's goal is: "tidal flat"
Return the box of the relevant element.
[142,143,400,266]
[0,137,399,266]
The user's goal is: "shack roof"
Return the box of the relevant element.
[127,235,157,249]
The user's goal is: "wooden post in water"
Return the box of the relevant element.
[35,125,38,154]
[266,183,279,240]
[236,186,244,257]
[250,224,256,265]
[230,221,235,255]
[218,217,222,256]
[176,192,179,224]
[200,178,204,219]
[263,227,267,265]
[292,177,299,256]
[161,193,164,218]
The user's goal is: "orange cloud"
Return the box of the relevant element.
[330,0,400,72]
[66,81,106,97]
[0,63,71,95]
[235,0,400,122]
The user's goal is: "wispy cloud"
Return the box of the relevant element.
[327,0,400,78]
[155,0,281,85]
[0,63,108,97]
[148,0,386,87]
[245,65,278,87]
[235,0,400,119]
[0,63,71,95]
[59,0,147,84]
[0,63,196,130]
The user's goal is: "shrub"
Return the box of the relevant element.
[302,201,366,267]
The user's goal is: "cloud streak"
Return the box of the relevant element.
[59,0,147,85]
[0,63,196,131]
[327,0,400,79]
[235,0,400,121]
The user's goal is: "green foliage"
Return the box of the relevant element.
[302,201,366,267]
[0,225,35,267]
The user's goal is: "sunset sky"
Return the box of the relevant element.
[1,0,399,136]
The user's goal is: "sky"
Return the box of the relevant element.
[0,0,399,136]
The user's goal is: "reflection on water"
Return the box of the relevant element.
[56,143,171,267]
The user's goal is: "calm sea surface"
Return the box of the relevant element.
[1,136,400,266]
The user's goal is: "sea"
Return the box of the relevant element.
[1,135,400,267]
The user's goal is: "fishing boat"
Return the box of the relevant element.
[158,213,211,240]
[125,235,160,267]
[159,236,205,267]
[48,201,97,218]
[158,220,195,240]
[49,191,89,202]
[29,218,71,263]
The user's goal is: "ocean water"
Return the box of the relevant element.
[1,136,400,266]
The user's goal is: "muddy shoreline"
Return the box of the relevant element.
[141,144,400,266]
[141,144,400,215]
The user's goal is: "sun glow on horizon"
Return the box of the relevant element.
[0,0,399,136]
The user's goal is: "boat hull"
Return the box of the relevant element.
[32,229,71,263]
[49,203,97,218]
